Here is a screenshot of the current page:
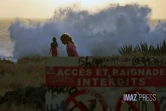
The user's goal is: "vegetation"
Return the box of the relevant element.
[118,40,166,56]
[0,103,41,111]
[0,56,47,111]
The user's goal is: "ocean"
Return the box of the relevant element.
[0,4,166,62]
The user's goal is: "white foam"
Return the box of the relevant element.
[7,4,166,58]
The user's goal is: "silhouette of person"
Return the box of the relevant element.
[50,37,58,56]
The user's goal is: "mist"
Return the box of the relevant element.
[8,4,166,58]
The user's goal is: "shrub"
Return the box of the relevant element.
[118,40,166,56]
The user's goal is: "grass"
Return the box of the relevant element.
[118,40,166,56]
[0,56,48,111]
[0,103,41,111]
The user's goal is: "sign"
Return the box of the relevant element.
[46,56,166,111]
[66,89,107,111]
[46,66,166,87]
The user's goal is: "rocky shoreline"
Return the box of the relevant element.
[0,85,45,110]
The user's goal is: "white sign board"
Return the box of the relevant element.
[46,56,166,111]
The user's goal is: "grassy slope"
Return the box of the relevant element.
[0,56,47,111]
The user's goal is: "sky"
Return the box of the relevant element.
[0,0,165,19]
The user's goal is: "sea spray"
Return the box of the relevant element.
[8,4,166,58]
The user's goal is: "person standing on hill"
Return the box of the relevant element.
[50,37,58,56]
[60,33,79,56]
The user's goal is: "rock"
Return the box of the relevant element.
[0,84,46,110]
[0,58,15,64]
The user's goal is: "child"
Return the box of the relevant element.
[60,33,79,56]
[50,37,58,56]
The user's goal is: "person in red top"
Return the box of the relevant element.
[60,33,79,56]
[50,37,58,56]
